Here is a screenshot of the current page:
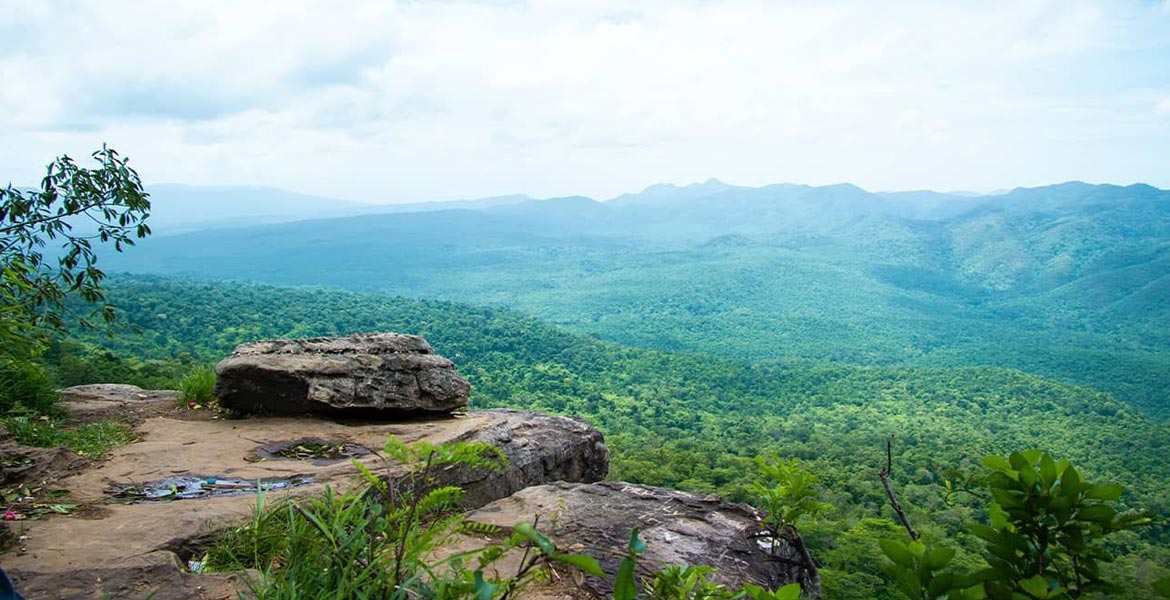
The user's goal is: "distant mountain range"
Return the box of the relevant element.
[108,179,1170,418]
[143,184,535,234]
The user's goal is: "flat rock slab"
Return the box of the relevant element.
[214,332,471,417]
[467,481,820,598]
[4,409,607,599]
[60,384,181,419]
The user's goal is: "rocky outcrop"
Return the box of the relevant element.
[213,332,470,416]
[448,410,609,507]
[7,336,817,599]
[59,383,181,418]
[3,403,608,599]
[468,481,821,598]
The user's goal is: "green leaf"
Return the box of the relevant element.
[614,557,638,600]
[1019,575,1050,599]
[513,522,556,556]
[1076,505,1117,524]
[628,527,647,555]
[1038,454,1058,488]
[880,539,915,568]
[473,570,497,600]
[968,524,1000,543]
[774,583,803,600]
[925,545,956,570]
[927,572,956,598]
[551,552,605,578]
[982,455,1012,472]
[1152,576,1170,598]
[1085,483,1124,501]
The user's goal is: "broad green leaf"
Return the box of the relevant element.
[513,522,556,556]
[473,570,497,600]
[1019,575,1050,598]
[880,539,915,568]
[628,528,647,555]
[551,552,605,578]
[774,583,803,600]
[927,572,956,598]
[925,545,956,570]
[614,557,638,600]
[1076,505,1117,524]
[968,524,1000,543]
[1085,483,1124,501]
[1019,449,1044,465]
[982,455,1012,472]
[1008,452,1032,472]
[1038,454,1057,488]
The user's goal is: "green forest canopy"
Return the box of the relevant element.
[53,274,1170,600]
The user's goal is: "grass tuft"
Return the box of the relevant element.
[2,417,137,458]
[179,364,217,406]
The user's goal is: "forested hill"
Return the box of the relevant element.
[57,274,1170,598]
[101,181,1170,417]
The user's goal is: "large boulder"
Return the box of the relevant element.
[214,332,470,416]
[467,481,822,598]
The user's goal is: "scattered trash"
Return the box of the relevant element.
[0,454,35,471]
[1,485,76,520]
[248,438,370,465]
[275,441,362,460]
[106,475,313,502]
[187,559,206,574]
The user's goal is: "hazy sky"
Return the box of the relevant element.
[3,0,1170,203]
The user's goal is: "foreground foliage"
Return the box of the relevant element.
[0,356,60,416]
[0,146,150,357]
[881,450,1156,600]
[206,437,806,599]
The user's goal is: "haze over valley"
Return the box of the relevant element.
[110,178,1170,418]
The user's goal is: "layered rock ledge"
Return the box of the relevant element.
[467,481,820,598]
[214,332,470,416]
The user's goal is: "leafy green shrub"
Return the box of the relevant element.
[179,364,216,405]
[0,356,60,416]
[205,436,520,598]
[976,450,1154,599]
[882,450,1156,600]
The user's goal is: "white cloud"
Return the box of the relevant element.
[1,0,1169,201]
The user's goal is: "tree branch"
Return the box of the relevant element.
[878,437,920,541]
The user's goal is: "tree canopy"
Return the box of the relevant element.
[0,146,150,356]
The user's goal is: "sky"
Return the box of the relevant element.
[3,0,1170,204]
